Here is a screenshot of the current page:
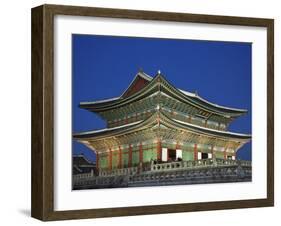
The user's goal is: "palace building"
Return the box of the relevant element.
[73,70,251,189]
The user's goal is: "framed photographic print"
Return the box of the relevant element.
[31,4,274,221]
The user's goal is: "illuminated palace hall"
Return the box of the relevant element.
[73,70,251,189]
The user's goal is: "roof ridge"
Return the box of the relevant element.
[138,71,153,81]
[120,71,153,97]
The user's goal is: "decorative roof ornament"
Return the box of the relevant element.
[157,116,160,125]
[157,69,161,75]
[156,104,160,110]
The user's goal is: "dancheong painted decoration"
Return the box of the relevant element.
[73,70,252,189]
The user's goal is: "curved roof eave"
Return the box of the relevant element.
[160,111,251,140]
[160,75,247,115]
[79,71,153,106]
[80,96,120,105]
[79,74,158,109]
[73,111,251,141]
[179,89,247,113]
[73,120,142,137]
[172,118,251,139]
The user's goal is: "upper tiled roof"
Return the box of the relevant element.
[79,71,247,116]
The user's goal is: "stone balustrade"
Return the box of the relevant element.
[99,166,139,177]
[73,166,139,181]
[73,159,251,188]
[150,158,251,172]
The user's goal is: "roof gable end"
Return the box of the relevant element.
[121,72,153,98]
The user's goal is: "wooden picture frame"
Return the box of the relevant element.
[31,4,274,221]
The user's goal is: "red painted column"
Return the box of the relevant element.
[194,143,198,160]
[118,146,122,169]
[139,142,143,164]
[176,141,181,150]
[128,144,132,167]
[157,140,162,160]
[211,145,214,159]
[108,149,112,170]
[96,152,99,169]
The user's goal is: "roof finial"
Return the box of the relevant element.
[157,69,161,75]
[156,104,160,110]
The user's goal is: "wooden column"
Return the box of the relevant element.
[139,142,143,164]
[157,139,162,160]
[176,142,181,160]
[118,146,122,169]
[128,144,132,167]
[224,147,227,160]
[96,152,99,169]
[211,145,214,159]
[194,143,198,160]
[176,141,180,150]
[108,149,112,170]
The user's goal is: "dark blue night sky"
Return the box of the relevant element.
[72,34,252,162]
